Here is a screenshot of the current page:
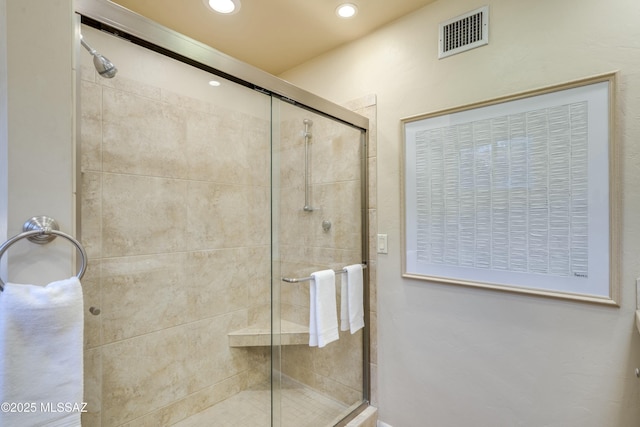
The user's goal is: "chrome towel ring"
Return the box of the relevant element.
[0,216,87,291]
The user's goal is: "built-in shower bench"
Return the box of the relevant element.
[228,320,309,347]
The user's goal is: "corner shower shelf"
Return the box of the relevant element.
[228,320,309,347]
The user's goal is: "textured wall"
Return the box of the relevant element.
[280,0,640,425]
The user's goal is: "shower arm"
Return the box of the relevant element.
[80,37,96,55]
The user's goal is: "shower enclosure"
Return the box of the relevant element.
[76,1,369,426]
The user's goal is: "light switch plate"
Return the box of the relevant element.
[377,234,388,254]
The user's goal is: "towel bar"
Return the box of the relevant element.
[282,263,367,283]
[0,216,87,291]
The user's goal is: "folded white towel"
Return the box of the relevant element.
[340,264,364,334]
[0,277,84,427]
[309,270,339,348]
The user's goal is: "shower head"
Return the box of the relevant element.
[80,37,117,79]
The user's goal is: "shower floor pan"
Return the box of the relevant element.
[173,377,352,427]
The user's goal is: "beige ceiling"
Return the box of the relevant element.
[110,0,437,74]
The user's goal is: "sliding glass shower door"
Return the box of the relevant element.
[77,4,368,425]
[79,23,275,426]
[271,98,368,426]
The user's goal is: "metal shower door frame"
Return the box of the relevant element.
[73,0,371,425]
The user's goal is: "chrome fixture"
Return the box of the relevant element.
[282,264,367,283]
[303,119,314,212]
[80,36,117,78]
[0,216,88,291]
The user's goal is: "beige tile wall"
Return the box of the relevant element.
[79,65,271,426]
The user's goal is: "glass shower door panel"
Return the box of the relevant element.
[272,99,366,427]
[79,24,272,426]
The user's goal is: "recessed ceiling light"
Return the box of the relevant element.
[205,0,241,15]
[336,3,358,18]
[208,80,221,87]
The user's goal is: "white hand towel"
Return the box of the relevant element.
[309,270,339,348]
[0,277,84,427]
[340,264,364,334]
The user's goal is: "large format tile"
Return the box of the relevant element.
[186,181,269,250]
[185,109,269,186]
[119,374,249,427]
[81,258,102,349]
[183,312,250,393]
[102,173,188,257]
[101,253,188,343]
[184,248,254,321]
[80,80,103,172]
[102,88,188,179]
[101,326,191,425]
[101,313,252,425]
[82,347,102,427]
[80,171,102,260]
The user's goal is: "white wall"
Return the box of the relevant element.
[281,0,640,425]
[1,0,76,285]
[0,0,8,252]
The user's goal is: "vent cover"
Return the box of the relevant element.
[439,6,489,59]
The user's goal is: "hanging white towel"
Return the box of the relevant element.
[340,264,364,334]
[0,277,84,427]
[309,270,339,348]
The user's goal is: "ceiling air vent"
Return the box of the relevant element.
[439,6,489,59]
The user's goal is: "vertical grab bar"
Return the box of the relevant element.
[303,119,314,212]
